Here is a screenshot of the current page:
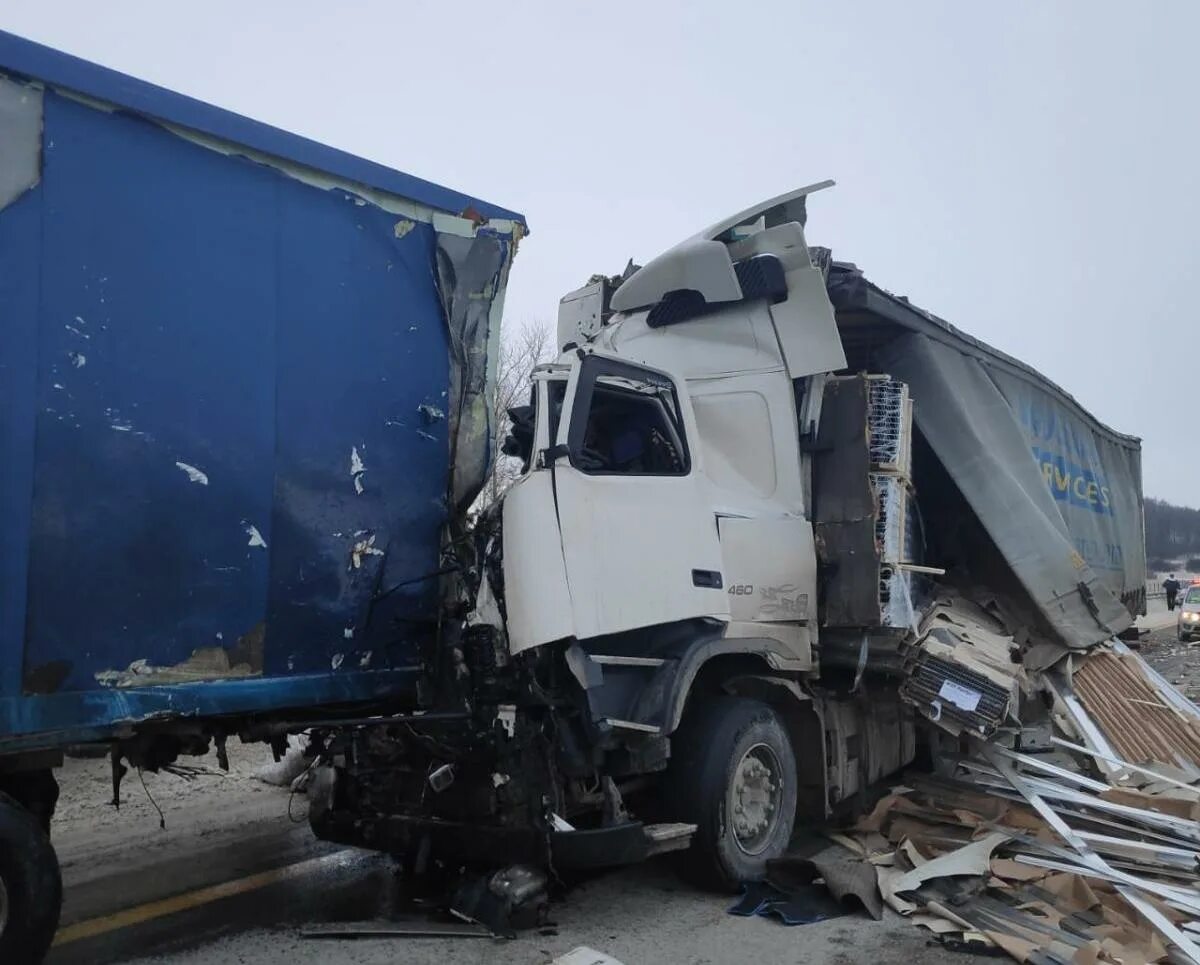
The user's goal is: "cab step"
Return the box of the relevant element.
[643,822,697,857]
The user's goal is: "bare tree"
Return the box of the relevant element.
[476,321,554,511]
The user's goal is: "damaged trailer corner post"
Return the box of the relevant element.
[308,180,1148,900]
[0,30,525,963]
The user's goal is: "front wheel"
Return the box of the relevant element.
[0,792,62,964]
[664,697,797,891]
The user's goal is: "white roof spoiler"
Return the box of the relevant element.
[689,179,835,242]
[610,181,835,313]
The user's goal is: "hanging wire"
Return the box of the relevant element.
[137,767,166,830]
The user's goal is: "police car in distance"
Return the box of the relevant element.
[1178,582,1200,642]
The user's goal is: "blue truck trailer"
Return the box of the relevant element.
[0,31,525,960]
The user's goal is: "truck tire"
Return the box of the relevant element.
[0,792,61,965]
[665,697,797,891]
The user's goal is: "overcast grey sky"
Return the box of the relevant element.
[5,1,1198,505]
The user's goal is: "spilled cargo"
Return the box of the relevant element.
[2,30,1188,964]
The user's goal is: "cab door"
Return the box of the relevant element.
[550,353,729,640]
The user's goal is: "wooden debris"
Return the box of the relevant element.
[839,717,1200,965]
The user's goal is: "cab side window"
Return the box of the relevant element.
[568,358,689,476]
[502,379,567,475]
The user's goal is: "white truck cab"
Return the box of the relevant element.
[505,183,846,665]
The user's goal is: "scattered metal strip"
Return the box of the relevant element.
[603,718,661,734]
[1050,736,1200,795]
[988,745,1112,793]
[1113,888,1200,965]
[982,746,1200,962]
[301,920,492,939]
[1108,859,1200,883]
[967,902,1087,950]
[1044,674,1125,780]
[590,655,667,667]
[1013,856,1200,922]
[1060,692,1124,760]
[1032,801,1200,852]
[1005,773,1200,842]
[994,826,1200,898]
[1074,831,1200,870]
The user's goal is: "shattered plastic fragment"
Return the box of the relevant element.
[350,534,384,569]
[550,949,626,965]
[174,462,209,485]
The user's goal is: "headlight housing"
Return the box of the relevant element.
[1185,612,1200,622]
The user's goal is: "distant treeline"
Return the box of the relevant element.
[1145,498,1200,571]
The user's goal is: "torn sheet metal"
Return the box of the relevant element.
[436,230,520,513]
[0,74,41,211]
[94,632,264,688]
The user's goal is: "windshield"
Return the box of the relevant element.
[1185,587,1200,605]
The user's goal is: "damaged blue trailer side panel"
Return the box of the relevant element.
[0,32,525,748]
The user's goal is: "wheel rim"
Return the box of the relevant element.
[0,873,9,936]
[729,742,783,855]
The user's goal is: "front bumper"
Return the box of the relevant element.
[312,809,655,869]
